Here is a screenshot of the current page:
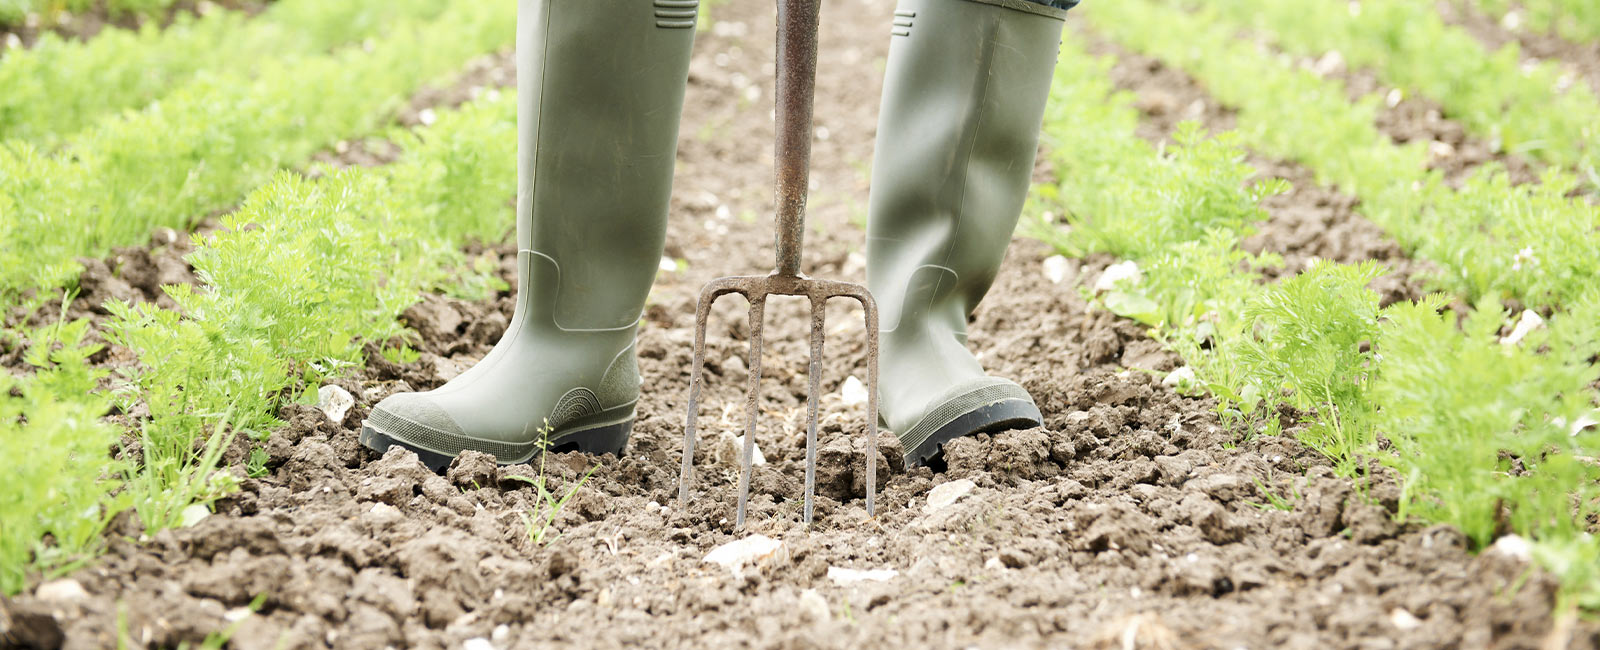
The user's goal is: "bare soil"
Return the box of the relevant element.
[3,1,1595,649]
[1435,0,1600,98]
[0,0,266,54]
[1081,31,1432,307]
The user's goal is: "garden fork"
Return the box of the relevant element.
[677,0,880,528]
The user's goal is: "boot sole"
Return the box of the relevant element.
[360,416,633,473]
[903,398,1042,468]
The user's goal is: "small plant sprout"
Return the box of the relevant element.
[504,422,597,546]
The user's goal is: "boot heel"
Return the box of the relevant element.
[550,419,633,457]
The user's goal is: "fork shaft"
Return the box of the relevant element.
[773,0,820,278]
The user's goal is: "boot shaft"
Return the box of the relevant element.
[516,0,697,331]
[866,0,1066,334]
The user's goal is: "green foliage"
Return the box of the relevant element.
[0,0,516,299]
[0,313,126,595]
[1412,166,1600,307]
[1374,297,1600,552]
[0,0,453,145]
[0,88,517,596]
[1030,28,1600,607]
[1465,0,1600,54]
[0,0,170,28]
[1171,0,1600,176]
[1222,261,1384,462]
[1085,0,1600,311]
[505,434,597,546]
[102,88,517,543]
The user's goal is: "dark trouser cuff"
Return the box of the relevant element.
[1032,0,1079,8]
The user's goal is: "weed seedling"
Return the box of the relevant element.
[504,424,597,546]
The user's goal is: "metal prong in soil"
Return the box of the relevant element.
[676,275,880,528]
[677,0,880,529]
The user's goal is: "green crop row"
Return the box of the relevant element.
[0,0,515,303]
[1,0,452,145]
[0,315,125,595]
[1464,0,1600,44]
[1028,33,1600,607]
[1157,0,1598,180]
[1082,0,1600,312]
[0,89,517,596]
[0,0,175,30]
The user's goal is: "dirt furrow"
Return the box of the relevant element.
[1076,28,1432,306]
[1435,0,1600,100]
[0,0,267,54]
[3,2,1594,649]
[0,47,517,342]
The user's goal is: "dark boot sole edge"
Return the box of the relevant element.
[902,399,1043,468]
[359,420,633,473]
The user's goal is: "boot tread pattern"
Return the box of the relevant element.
[654,0,698,29]
[550,387,603,429]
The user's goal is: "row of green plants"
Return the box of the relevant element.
[1464,0,1600,44]
[1157,0,1599,184]
[1086,0,1600,313]
[0,89,518,596]
[2,0,453,145]
[0,0,514,303]
[1027,32,1600,607]
[0,314,125,594]
[0,0,175,30]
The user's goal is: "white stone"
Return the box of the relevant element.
[180,503,211,527]
[798,589,830,622]
[462,638,494,650]
[317,384,355,424]
[35,579,87,602]
[223,607,252,622]
[1312,50,1344,76]
[703,534,783,575]
[1042,255,1075,285]
[369,502,402,521]
[659,257,679,273]
[492,625,510,643]
[1162,367,1197,390]
[1094,260,1142,293]
[924,479,976,514]
[984,557,1005,571]
[1490,534,1532,562]
[1499,309,1544,346]
[827,567,898,585]
[727,433,766,466]
[417,108,438,126]
[1385,88,1404,108]
[1567,411,1600,437]
[1389,608,1423,631]
[839,376,869,407]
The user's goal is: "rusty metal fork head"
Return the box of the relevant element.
[676,275,880,528]
[676,0,880,528]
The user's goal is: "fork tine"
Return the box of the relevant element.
[678,284,724,507]
[802,295,826,524]
[851,290,881,518]
[734,295,768,529]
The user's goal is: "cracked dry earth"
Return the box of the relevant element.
[4,0,1597,648]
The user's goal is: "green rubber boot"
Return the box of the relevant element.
[867,0,1068,467]
[361,0,697,471]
